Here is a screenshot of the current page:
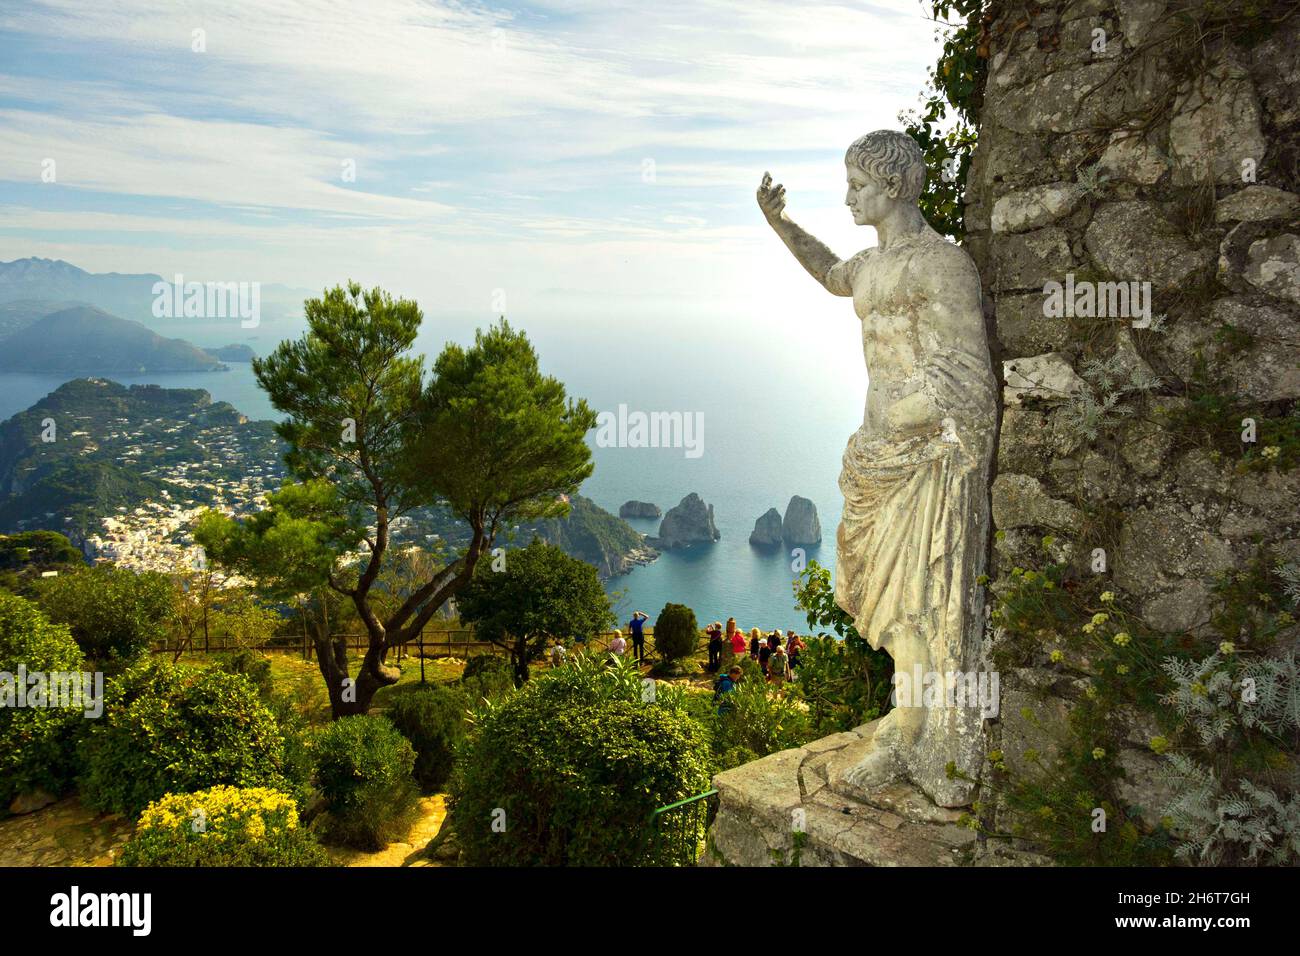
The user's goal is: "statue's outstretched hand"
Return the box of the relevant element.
[757,172,786,224]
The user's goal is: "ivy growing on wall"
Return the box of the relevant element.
[900,0,989,241]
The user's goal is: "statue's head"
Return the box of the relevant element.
[843,130,925,226]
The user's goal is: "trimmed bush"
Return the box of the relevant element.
[0,593,88,807]
[449,654,713,866]
[78,659,305,818]
[213,649,273,700]
[118,786,330,867]
[314,715,420,850]
[653,602,700,661]
[384,685,466,791]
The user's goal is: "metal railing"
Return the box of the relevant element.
[647,789,719,866]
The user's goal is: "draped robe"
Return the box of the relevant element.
[830,235,998,807]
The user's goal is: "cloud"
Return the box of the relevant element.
[0,0,943,311]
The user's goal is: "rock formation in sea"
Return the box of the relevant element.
[650,492,720,549]
[618,500,662,519]
[781,495,822,546]
[749,507,783,546]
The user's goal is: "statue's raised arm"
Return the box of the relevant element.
[757,171,853,297]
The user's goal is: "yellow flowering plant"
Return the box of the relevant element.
[119,785,329,867]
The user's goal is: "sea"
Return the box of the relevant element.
[0,309,869,633]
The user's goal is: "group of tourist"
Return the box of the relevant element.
[704,617,803,685]
[549,611,651,668]
[549,614,806,688]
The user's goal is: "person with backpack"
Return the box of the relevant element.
[714,665,742,715]
[768,644,790,688]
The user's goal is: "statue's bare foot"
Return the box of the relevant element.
[827,711,904,797]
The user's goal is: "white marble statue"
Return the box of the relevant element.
[758,130,998,807]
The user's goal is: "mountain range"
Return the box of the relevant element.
[0,256,311,349]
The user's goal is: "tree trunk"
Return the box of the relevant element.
[313,630,350,719]
[512,634,530,687]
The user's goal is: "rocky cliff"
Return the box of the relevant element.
[533,494,658,577]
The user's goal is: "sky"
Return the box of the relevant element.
[0,0,945,335]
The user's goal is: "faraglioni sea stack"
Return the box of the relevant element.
[618,500,661,519]
[749,507,783,546]
[650,492,720,549]
[781,495,822,546]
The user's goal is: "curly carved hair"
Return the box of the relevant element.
[844,130,925,204]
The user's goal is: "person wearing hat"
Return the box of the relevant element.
[758,631,775,675]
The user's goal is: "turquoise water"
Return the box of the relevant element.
[0,312,867,632]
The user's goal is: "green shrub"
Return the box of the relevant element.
[78,658,305,818]
[384,685,466,791]
[266,694,314,808]
[737,655,765,685]
[117,786,330,867]
[214,649,273,699]
[314,715,420,850]
[34,565,173,670]
[653,602,699,661]
[715,681,812,758]
[460,654,514,704]
[792,560,894,726]
[793,635,890,734]
[718,745,760,772]
[0,593,89,807]
[449,653,712,865]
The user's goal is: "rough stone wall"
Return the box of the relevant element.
[966,0,1300,857]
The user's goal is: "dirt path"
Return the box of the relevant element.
[0,798,132,867]
[324,795,449,867]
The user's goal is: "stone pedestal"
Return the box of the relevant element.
[702,720,979,867]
